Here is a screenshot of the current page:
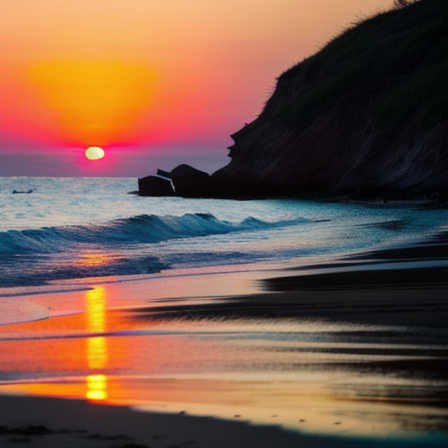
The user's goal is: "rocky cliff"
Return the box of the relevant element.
[209,0,448,201]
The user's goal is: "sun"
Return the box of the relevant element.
[85,146,105,161]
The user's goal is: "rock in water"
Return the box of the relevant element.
[138,175,174,197]
[157,164,210,197]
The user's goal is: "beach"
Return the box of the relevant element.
[0,394,312,448]
[1,236,447,448]
[1,0,448,444]
[1,179,447,447]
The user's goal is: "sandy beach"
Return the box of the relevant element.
[1,231,447,448]
[0,394,312,448]
[1,392,447,448]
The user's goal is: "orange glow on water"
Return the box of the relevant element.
[85,287,108,400]
[87,336,108,371]
[86,374,108,401]
[85,287,106,334]
[77,252,111,266]
[0,276,446,437]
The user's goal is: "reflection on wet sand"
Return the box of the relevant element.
[86,374,108,401]
[85,287,108,401]
[0,275,447,441]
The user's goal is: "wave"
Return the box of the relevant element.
[0,213,309,256]
[0,213,311,287]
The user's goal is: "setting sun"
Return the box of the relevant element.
[85,146,105,161]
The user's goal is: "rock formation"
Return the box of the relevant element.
[138,175,174,196]
[209,0,448,201]
[138,165,210,197]
[140,0,447,202]
[157,165,210,197]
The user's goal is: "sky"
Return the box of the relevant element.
[0,0,392,177]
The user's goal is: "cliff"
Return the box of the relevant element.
[209,0,448,201]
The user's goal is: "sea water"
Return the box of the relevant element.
[1,177,447,289]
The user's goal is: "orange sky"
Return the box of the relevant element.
[0,0,392,176]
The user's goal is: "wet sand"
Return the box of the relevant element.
[0,232,447,447]
[0,396,446,448]
[0,393,447,448]
[0,394,309,448]
[134,270,448,328]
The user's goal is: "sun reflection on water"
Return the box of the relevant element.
[77,252,114,268]
[85,287,108,401]
[86,374,108,401]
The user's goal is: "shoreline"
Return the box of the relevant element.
[0,231,447,447]
[139,281,448,329]
[0,394,305,448]
[1,394,447,448]
[127,231,448,328]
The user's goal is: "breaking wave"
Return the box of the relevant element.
[0,213,311,287]
[0,213,309,256]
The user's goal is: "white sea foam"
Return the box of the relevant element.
[0,300,50,325]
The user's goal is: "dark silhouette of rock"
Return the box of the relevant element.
[157,164,210,197]
[207,0,448,200]
[138,175,174,197]
[139,0,447,201]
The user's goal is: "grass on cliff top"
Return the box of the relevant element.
[274,0,448,133]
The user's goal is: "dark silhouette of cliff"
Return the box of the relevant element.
[208,0,448,201]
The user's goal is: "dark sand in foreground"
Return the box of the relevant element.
[1,392,446,448]
[0,394,310,448]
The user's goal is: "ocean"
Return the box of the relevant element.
[2,177,446,291]
[1,177,448,445]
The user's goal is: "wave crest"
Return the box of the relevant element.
[1,213,227,255]
[1,213,310,256]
